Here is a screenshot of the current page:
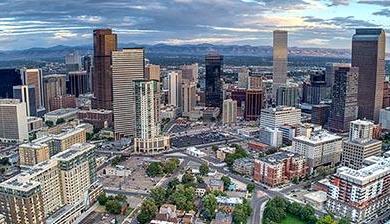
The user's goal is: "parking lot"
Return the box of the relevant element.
[172,132,233,148]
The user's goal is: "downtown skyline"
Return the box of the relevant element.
[0,0,389,51]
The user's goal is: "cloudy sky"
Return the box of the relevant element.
[0,0,389,51]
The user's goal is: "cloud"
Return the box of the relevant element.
[299,38,330,46]
[358,0,390,7]
[373,9,390,17]
[328,0,350,6]
[158,37,259,45]
[76,15,103,23]
[51,30,78,40]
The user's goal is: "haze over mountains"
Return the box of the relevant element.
[0,43,355,62]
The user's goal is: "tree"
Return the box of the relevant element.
[181,173,195,185]
[163,159,179,174]
[150,187,167,207]
[137,199,158,224]
[97,193,108,206]
[45,120,54,127]
[105,199,122,214]
[221,176,232,190]
[56,118,65,125]
[246,183,255,193]
[147,162,163,177]
[338,218,351,224]
[232,200,252,224]
[169,184,195,211]
[202,193,217,220]
[199,163,210,176]
[292,176,300,184]
[211,145,218,152]
[197,176,204,184]
[316,215,337,224]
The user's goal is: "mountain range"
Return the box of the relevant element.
[0,43,356,62]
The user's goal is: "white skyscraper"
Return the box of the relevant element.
[238,67,249,89]
[168,71,182,109]
[222,99,237,124]
[273,30,288,86]
[0,99,28,142]
[112,48,145,138]
[182,80,197,116]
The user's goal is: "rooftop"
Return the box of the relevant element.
[52,143,94,161]
[216,196,243,205]
[293,130,341,144]
[0,177,40,193]
[45,108,79,116]
[259,151,301,165]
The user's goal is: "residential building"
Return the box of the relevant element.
[0,99,28,143]
[205,53,224,109]
[328,66,359,133]
[232,158,254,176]
[181,64,198,82]
[273,30,288,86]
[352,28,386,122]
[19,143,50,166]
[244,89,263,121]
[92,29,118,110]
[168,71,183,109]
[292,130,342,172]
[43,74,67,112]
[342,120,382,170]
[13,85,37,116]
[182,80,196,116]
[133,80,170,153]
[207,179,224,192]
[254,151,308,187]
[326,156,390,223]
[112,48,145,138]
[0,68,22,98]
[222,99,237,125]
[145,64,160,81]
[260,106,301,129]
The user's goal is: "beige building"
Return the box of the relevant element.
[112,48,145,138]
[248,76,263,90]
[19,143,50,166]
[273,30,288,86]
[43,74,66,112]
[182,80,197,117]
[21,68,44,110]
[145,64,160,81]
[260,106,301,129]
[222,99,237,125]
[0,99,28,143]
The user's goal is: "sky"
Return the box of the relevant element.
[0,0,389,51]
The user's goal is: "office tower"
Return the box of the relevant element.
[292,130,342,172]
[134,80,170,153]
[273,30,288,86]
[328,66,359,133]
[248,76,263,90]
[182,80,197,116]
[67,71,90,97]
[181,63,198,82]
[222,99,237,124]
[65,52,82,72]
[112,48,144,138]
[0,69,22,98]
[311,104,330,126]
[325,63,351,88]
[92,29,118,110]
[168,71,182,109]
[254,152,307,187]
[383,80,390,108]
[19,143,50,166]
[276,84,300,107]
[13,85,37,116]
[82,55,93,90]
[245,89,263,121]
[43,74,66,112]
[380,107,390,130]
[145,64,161,81]
[238,68,249,89]
[352,29,386,122]
[205,53,224,109]
[342,120,382,170]
[21,69,44,110]
[302,71,331,105]
[0,99,28,143]
[259,127,283,147]
[326,157,390,223]
[260,106,301,129]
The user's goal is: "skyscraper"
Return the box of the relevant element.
[182,80,196,117]
[13,85,37,116]
[145,64,161,81]
[328,66,359,133]
[0,99,28,143]
[43,74,66,112]
[205,53,223,109]
[21,69,44,110]
[222,99,237,124]
[168,71,182,109]
[92,29,117,110]
[67,71,90,97]
[273,30,288,86]
[0,69,22,98]
[352,28,386,122]
[181,63,198,82]
[65,52,82,72]
[245,89,263,121]
[276,84,300,107]
[134,80,170,153]
[112,48,144,138]
[238,67,249,89]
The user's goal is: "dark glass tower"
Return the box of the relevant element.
[328,66,359,132]
[0,69,22,98]
[352,28,386,122]
[205,53,223,109]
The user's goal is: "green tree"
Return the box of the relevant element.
[97,193,108,206]
[197,176,204,184]
[338,218,351,224]
[199,163,210,176]
[221,176,232,190]
[211,145,218,152]
[316,215,337,224]
[292,176,300,184]
[137,199,158,224]
[150,187,167,207]
[147,162,163,177]
[246,183,255,193]
[181,173,195,185]
[56,118,65,125]
[105,199,122,214]
[169,184,195,211]
[202,193,217,220]
[232,200,252,224]
[45,120,54,127]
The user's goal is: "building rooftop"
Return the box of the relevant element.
[216,196,243,205]
[45,108,79,116]
[262,106,301,113]
[293,130,341,144]
[259,151,301,165]
[0,98,21,105]
[53,143,94,162]
[0,177,40,193]
[54,127,85,140]
[350,119,373,126]
[19,142,48,149]
[208,179,224,187]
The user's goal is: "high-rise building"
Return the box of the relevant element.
[67,71,90,97]
[222,99,237,125]
[311,104,330,126]
[248,76,262,90]
[43,74,66,112]
[352,28,386,122]
[244,89,263,121]
[21,69,44,110]
[326,156,390,223]
[260,106,301,129]
[276,84,300,107]
[341,120,382,170]
[380,107,390,130]
[168,71,182,109]
[0,99,28,143]
[145,64,161,81]
[19,143,50,166]
[181,64,198,82]
[238,68,249,89]
[134,80,170,153]
[0,69,22,98]
[325,63,351,88]
[112,48,144,138]
[383,80,390,108]
[205,53,224,109]
[292,130,342,172]
[302,71,331,105]
[13,85,37,116]
[92,29,118,110]
[65,52,82,72]
[273,30,288,86]
[328,66,359,133]
[182,80,197,117]
[259,127,283,148]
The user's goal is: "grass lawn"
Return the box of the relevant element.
[281,214,305,224]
